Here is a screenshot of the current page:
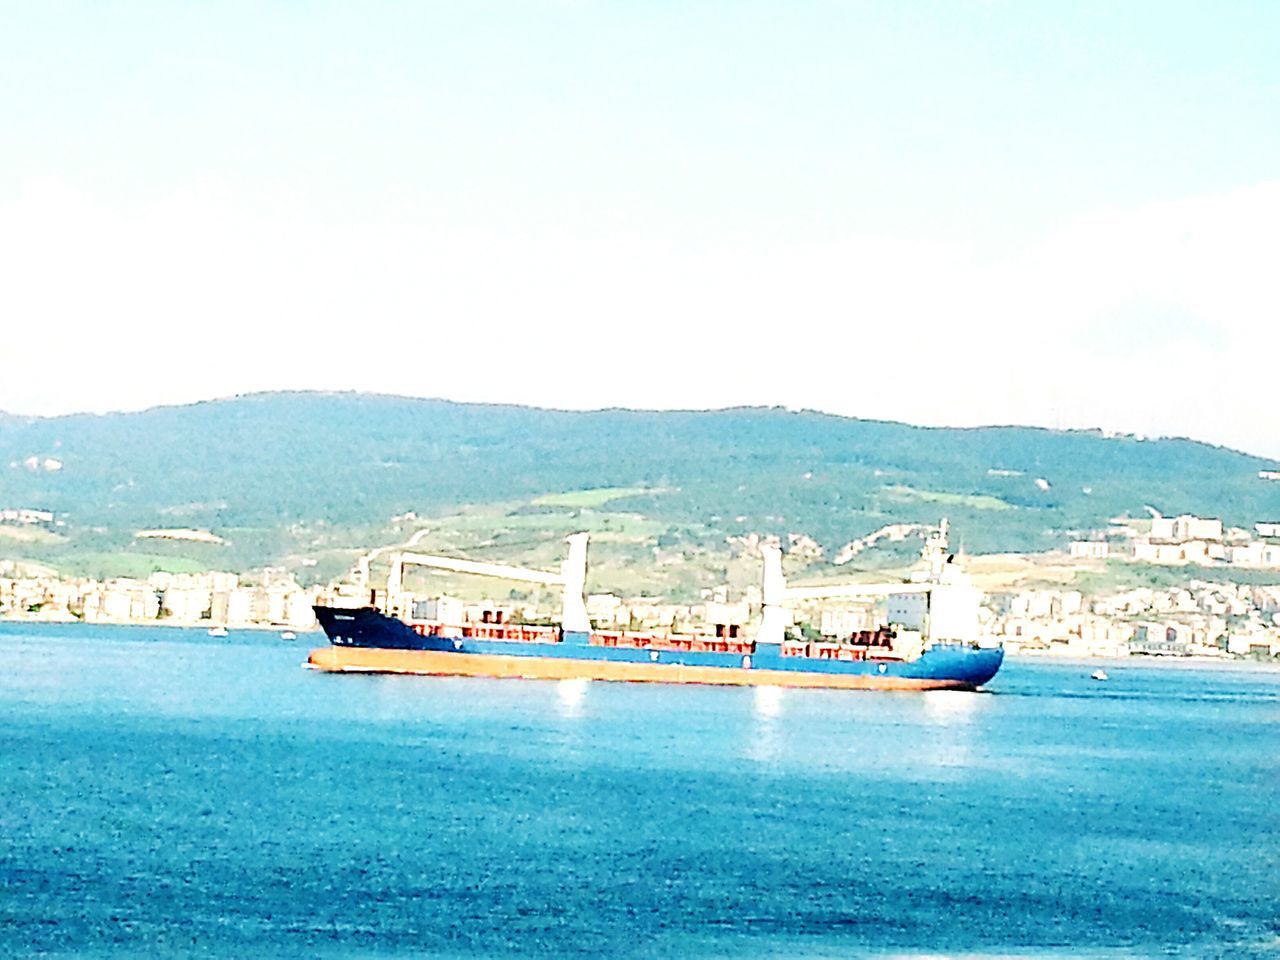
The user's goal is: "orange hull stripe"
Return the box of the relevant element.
[306,646,971,691]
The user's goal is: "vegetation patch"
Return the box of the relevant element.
[534,487,655,510]
[55,552,210,579]
[0,525,65,545]
[135,528,225,544]
[1071,559,1280,594]
[882,485,1015,512]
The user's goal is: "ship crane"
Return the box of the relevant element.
[385,532,592,633]
[756,519,975,645]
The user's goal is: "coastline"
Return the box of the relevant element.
[0,616,317,634]
[2,618,1274,669]
[1006,650,1280,672]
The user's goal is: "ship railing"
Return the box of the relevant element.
[780,639,908,662]
[590,631,755,655]
[411,621,562,643]
[462,623,561,643]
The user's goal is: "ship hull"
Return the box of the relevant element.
[310,606,1003,691]
[308,644,992,690]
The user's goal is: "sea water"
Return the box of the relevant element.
[1,622,1277,958]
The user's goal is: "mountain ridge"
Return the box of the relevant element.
[0,390,1269,461]
[1,391,1277,580]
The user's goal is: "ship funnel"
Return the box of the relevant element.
[560,533,592,634]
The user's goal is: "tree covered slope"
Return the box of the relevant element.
[1,392,1276,573]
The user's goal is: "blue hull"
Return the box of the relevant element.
[313,606,1004,689]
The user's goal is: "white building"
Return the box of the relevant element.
[1150,515,1223,543]
[283,591,318,628]
[1227,630,1280,657]
[704,600,749,628]
[1228,542,1280,569]
[586,593,623,623]
[1069,541,1110,559]
[161,587,212,622]
[1134,540,1220,566]
[210,588,255,625]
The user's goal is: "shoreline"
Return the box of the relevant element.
[0,616,316,634]
[1006,650,1280,672]
[3,619,1275,670]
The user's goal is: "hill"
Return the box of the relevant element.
[1,392,1277,591]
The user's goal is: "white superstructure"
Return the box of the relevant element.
[756,519,981,646]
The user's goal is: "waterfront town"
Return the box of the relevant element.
[3,507,1279,661]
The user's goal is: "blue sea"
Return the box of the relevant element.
[1,623,1277,958]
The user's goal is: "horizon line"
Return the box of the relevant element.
[2,388,1274,463]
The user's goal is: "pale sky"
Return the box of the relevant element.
[2,2,1278,456]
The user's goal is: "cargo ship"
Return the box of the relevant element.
[309,522,1003,691]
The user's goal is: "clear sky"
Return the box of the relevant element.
[2,1,1278,456]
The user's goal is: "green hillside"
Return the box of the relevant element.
[1,392,1277,590]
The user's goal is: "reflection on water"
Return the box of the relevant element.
[921,688,984,725]
[753,684,784,720]
[745,684,786,764]
[555,676,589,718]
[917,689,987,771]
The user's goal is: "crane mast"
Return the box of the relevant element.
[386,533,592,633]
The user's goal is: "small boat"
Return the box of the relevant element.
[280,631,297,641]
[207,626,229,638]
[1091,669,1109,681]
